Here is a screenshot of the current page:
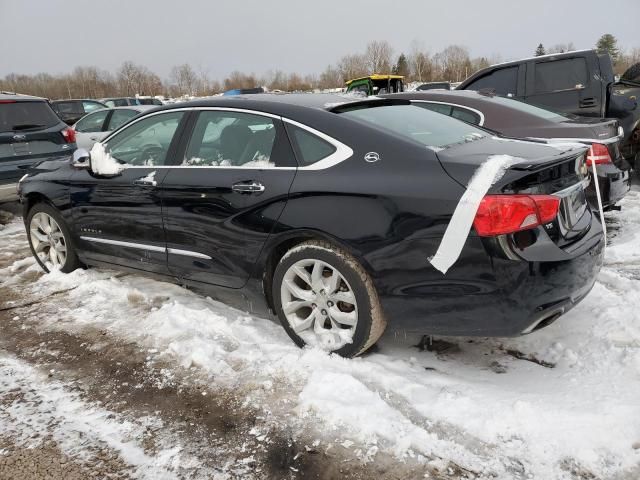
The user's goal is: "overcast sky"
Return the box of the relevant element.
[1,0,638,79]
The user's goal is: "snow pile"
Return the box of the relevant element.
[89,142,126,175]
[2,188,640,478]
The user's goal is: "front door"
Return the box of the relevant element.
[70,111,187,275]
[161,109,297,288]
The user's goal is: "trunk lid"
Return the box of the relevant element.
[437,137,591,246]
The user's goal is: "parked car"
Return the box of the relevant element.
[0,92,76,202]
[345,75,404,96]
[18,95,603,357]
[383,90,631,209]
[72,105,157,150]
[457,49,640,169]
[99,97,163,108]
[223,87,265,96]
[50,99,107,125]
[416,82,451,91]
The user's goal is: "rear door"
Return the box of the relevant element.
[525,56,598,116]
[70,110,187,274]
[0,100,72,185]
[161,108,297,288]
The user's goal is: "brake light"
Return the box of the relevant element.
[473,194,560,237]
[61,127,76,143]
[0,100,17,104]
[586,143,611,166]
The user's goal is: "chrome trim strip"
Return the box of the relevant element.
[167,247,212,260]
[528,136,621,145]
[80,236,166,252]
[409,100,486,126]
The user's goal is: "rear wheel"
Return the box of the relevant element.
[272,240,386,358]
[26,203,81,273]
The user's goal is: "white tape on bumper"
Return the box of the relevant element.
[429,155,521,274]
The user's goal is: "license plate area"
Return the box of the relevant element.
[12,142,30,155]
[556,180,589,238]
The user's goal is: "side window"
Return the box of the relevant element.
[451,107,481,125]
[534,58,588,93]
[83,101,103,113]
[56,101,83,114]
[416,102,453,116]
[287,124,336,167]
[75,110,109,132]
[104,100,116,108]
[105,112,184,166]
[108,109,138,131]
[466,67,518,96]
[183,111,276,167]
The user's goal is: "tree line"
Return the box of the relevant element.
[1,34,637,100]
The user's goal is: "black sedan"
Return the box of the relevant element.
[18,95,604,357]
[384,90,631,210]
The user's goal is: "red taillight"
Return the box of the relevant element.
[0,100,17,104]
[586,143,612,166]
[62,127,76,143]
[473,194,560,237]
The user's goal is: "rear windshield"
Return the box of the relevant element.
[338,104,488,150]
[0,101,60,132]
[486,96,569,122]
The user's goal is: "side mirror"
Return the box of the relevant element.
[72,148,91,169]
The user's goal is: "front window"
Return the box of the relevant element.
[466,67,518,96]
[337,104,488,150]
[75,110,109,132]
[108,109,139,131]
[105,111,184,166]
[183,111,276,167]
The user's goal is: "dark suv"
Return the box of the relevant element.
[0,93,76,202]
[50,99,107,125]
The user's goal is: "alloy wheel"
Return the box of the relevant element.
[29,212,67,271]
[280,258,358,350]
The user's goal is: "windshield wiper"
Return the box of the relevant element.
[12,124,45,131]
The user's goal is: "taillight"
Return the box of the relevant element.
[473,194,560,237]
[586,143,612,166]
[62,127,76,143]
[0,100,17,104]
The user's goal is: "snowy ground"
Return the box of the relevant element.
[1,188,640,479]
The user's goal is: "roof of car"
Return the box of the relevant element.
[0,91,46,102]
[384,89,520,108]
[161,93,370,110]
[51,99,106,104]
[110,105,156,111]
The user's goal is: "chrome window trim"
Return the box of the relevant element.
[282,118,354,171]
[100,106,353,171]
[410,100,486,126]
[81,236,212,260]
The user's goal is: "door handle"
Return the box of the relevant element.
[90,136,98,141]
[579,98,597,108]
[133,178,157,187]
[231,181,265,194]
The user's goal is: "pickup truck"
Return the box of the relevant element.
[457,49,640,168]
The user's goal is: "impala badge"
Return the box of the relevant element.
[364,152,380,163]
[12,134,27,141]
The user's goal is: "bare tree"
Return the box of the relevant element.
[318,65,342,89]
[337,54,368,82]
[170,64,198,96]
[364,40,393,74]
[437,45,471,81]
[408,40,432,82]
[547,42,576,54]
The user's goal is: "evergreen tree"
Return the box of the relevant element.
[535,43,546,56]
[596,34,620,62]
[393,53,410,77]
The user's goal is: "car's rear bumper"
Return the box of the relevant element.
[586,164,631,208]
[374,225,604,337]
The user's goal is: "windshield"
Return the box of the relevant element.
[486,96,571,122]
[0,101,60,132]
[338,104,488,150]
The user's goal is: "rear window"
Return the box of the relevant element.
[485,96,569,122]
[53,101,83,114]
[338,104,488,150]
[534,58,588,93]
[288,124,336,166]
[0,101,60,132]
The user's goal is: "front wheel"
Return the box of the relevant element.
[272,240,386,358]
[26,203,81,273]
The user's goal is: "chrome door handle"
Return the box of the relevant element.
[133,179,157,187]
[231,181,265,194]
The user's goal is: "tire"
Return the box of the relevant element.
[26,203,81,274]
[272,240,387,358]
